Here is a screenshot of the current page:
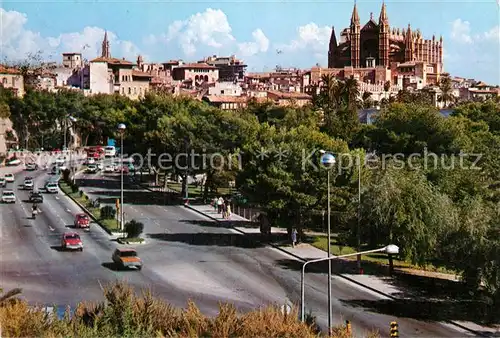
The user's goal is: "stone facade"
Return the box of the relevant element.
[0,66,24,97]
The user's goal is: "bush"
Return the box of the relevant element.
[100,206,116,220]
[0,282,362,337]
[71,183,78,193]
[79,190,84,197]
[124,220,144,238]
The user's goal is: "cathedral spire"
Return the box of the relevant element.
[379,1,389,24]
[328,26,338,68]
[101,31,110,58]
[351,2,360,25]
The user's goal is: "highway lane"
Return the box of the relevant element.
[75,171,472,337]
[0,169,266,316]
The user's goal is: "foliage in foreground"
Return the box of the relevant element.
[0,282,376,338]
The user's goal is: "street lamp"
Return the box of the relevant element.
[300,244,400,323]
[319,150,335,332]
[117,123,126,232]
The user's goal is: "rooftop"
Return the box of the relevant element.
[132,70,153,78]
[177,63,217,70]
[90,57,134,65]
[0,65,21,75]
[266,90,312,100]
[203,95,248,103]
[62,52,82,55]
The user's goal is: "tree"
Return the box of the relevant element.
[360,164,457,266]
[237,124,350,232]
[124,220,144,238]
[438,73,455,108]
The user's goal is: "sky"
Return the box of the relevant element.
[1,0,499,84]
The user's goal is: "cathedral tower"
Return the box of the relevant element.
[328,26,338,68]
[350,3,360,68]
[404,24,414,62]
[378,2,390,67]
[101,31,110,58]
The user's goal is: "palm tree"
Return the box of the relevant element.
[438,73,454,108]
[343,77,360,110]
[362,91,373,108]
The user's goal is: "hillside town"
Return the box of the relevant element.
[1,4,498,112]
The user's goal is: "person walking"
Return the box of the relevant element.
[291,228,298,247]
[211,197,217,211]
[225,203,231,220]
[217,197,224,213]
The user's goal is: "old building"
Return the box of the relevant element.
[208,82,242,96]
[203,95,248,110]
[266,91,312,107]
[171,63,219,86]
[245,68,304,92]
[202,55,247,82]
[89,32,151,99]
[62,53,83,69]
[321,2,443,88]
[0,65,24,97]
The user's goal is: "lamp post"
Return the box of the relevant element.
[117,123,126,232]
[319,150,336,332]
[356,155,362,272]
[300,244,400,323]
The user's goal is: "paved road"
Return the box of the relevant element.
[69,171,472,337]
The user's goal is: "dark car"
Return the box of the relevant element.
[29,191,44,203]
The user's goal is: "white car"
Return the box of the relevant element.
[45,182,58,193]
[1,190,16,203]
[97,162,104,170]
[86,164,98,173]
[4,173,14,183]
[104,165,115,173]
[85,157,95,165]
[24,179,34,190]
[55,157,66,165]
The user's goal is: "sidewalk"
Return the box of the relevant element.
[186,203,499,337]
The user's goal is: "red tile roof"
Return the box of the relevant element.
[0,65,21,75]
[132,70,152,78]
[266,91,312,100]
[177,63,217,70]
[90,57,134,65]
[204,95,248,103]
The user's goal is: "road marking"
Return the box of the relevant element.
[66,209,71,213]
[49,226,55,231]
[55,196,59,200]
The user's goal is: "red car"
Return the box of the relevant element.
[74,213,90,228]
[61,232,83,251]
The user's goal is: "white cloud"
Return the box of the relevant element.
[0,8,143,64]
[450,18,499,45]
[238,29,269,56]
[278,23,331,54]
[165,8,235,56]
[447,19,500,84]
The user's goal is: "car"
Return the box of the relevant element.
[25,163,38,171]
[86,164,98,173]
[112,248,142,270]
[104,165,115,173]
[45,182,59,193]
[0,178,5,187]
[4,173,14,183]
[74,213,90,228]
[85,157,95,165]
[23,178,34,190]
[6,158,21,166]
[29,191,44,203]
[55,157,66,165]
[1,190,16,203]
[61,232,83,251]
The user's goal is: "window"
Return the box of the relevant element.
[2,78,6,85]
[122,87,125,94]
[133,87,137,94]
[128,87,131,94]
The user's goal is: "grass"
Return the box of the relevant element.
[310,235,457,276]
[0,282,375,337]
[59,181,121,232]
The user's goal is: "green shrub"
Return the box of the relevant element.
[0,282,361,337]
[124,220,144,238]
[71,183,78,193]
[79,190,84,197]
[100,206,116,220]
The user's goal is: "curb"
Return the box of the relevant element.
[184,204,486,338]
[58,181,115,236]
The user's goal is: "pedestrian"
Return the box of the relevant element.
[211,197,217,211]
[291,228,298,247]
[226,204,231,220]
[217,197,224,213]
[221,202,227,219]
